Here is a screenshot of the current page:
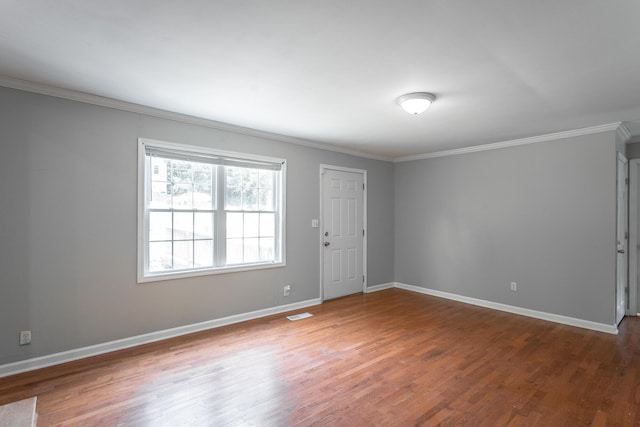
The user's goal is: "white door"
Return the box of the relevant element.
[616,153,628,325]
[321,168,365,300]
[629,159,640,316]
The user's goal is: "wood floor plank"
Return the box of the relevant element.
[1,289,640,426]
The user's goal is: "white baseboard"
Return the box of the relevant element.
[0,298,321,378]
[1,281,619,378]
[365,282,395,293]
[394,282,618,335]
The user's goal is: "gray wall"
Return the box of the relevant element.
[627,142,640,159]
[0,87,394,365]
[394,132,618,325]
[0,83,623,367]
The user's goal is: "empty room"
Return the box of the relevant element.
[2,1,640,425]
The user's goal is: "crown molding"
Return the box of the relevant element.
[0,76,393,162]
[394,122,625,163]
[616,122,632,143]
[1,75,630,164]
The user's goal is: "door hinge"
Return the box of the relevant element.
[363,229,365,236]
[625,231,629,240]
[626,178,630,185]
[363,275,365,283]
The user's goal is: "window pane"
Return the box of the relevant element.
[170,161,192,182]
[151,157,170,209]
[259,238,274,261]
[226,167,241,188]
[150,181,170,209]
[194,184,213,210]
[259,213,275,237]
[194,240,214,267]
[244,238,259,263]
[244,213,259,238]
[193,168,211,184]
[226,238,243,264]
[174,212,193,240]
[194,212,213,239]
[174,241,193,269]
[149,242,172,272]
[259,188,274,211]
[243,188,258,210]
[225,187,241,210]
[227,212,243,238]
[259,170,273,189]
[152,157,168,176]
[172,184,193,209]
[149,212,172,241]
[242,168,259,188]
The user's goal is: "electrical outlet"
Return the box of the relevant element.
[19,330,31,346]
[284,284,291,296]
[510,282,517,291]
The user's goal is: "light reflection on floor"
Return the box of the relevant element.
[120,347,288,426]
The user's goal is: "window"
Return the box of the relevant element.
[138,139,286,282]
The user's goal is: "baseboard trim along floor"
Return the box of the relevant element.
[1,281,618,378]
[0,298,321,379]
[392,282,618,335]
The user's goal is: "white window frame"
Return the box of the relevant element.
[137,138,286,283]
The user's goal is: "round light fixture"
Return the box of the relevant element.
[396,92,436,115]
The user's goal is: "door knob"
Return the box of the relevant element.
[324,241,330,247]
[618,249,625,254]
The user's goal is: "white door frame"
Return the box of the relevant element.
[616,152,629,324]
[628,158,639,316]
[319,165,367,302]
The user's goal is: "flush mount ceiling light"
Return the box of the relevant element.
[396,92,436,115]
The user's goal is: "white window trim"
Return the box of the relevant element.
[137,138,287,283]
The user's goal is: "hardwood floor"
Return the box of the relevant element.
[1,288,639,426]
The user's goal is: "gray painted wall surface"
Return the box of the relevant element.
[394,132,618,325]
[0,87,394,365]
[626,142,640,159]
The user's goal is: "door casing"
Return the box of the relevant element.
[628,158,639,316]
[616,152,628,324]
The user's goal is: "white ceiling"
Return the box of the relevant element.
[2,1,640,159]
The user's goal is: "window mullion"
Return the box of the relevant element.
[144,155,152,275]
[190,168,195,270]
[274,173,281,261]
[192,211,196,269]
[215,166,226,267]
[171,211,175,270]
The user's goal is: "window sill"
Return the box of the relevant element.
[137,261,286,283]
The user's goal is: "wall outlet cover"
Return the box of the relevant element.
[19,330,31,345]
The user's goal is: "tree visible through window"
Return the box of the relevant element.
[225,167,277,264]
[138,139,285,282]
[148,157,215,272]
